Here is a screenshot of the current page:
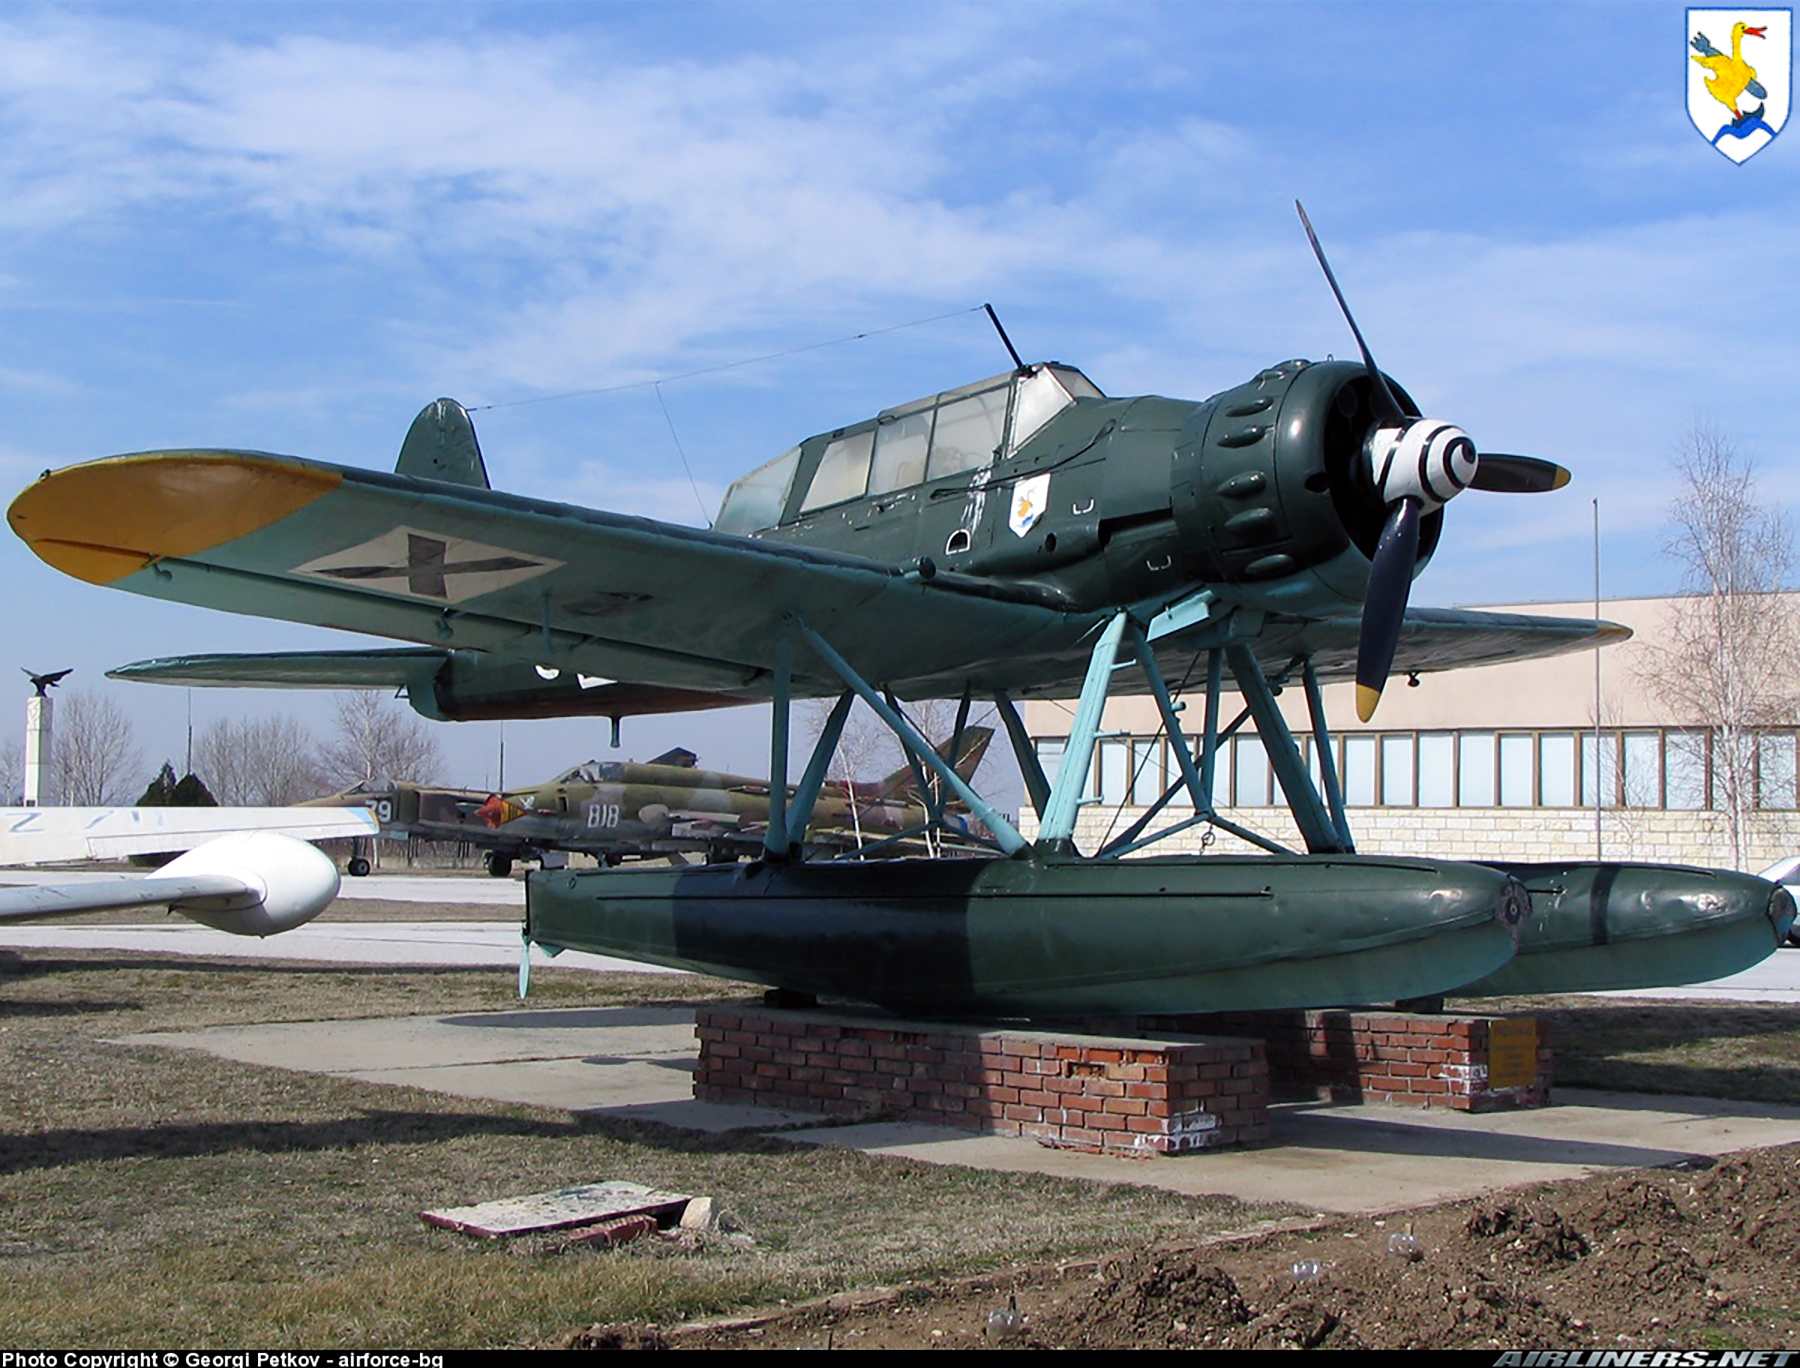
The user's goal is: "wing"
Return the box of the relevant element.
[0,830,343,935]
[108,648,751,722]
[11,451,1090,699]
[15,450,1624,703]
[1264,608,1629,684]
[106,608,1623,717]
[0,805,376,865]
[0,872,250,922]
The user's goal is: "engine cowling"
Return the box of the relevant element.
[1171,358,1444,618]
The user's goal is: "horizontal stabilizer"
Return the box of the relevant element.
[110,649,452,690]
[110,648,750,724]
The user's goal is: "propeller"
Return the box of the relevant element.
[1294,202,1572,720]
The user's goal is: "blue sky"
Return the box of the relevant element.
[0,0,1793,792]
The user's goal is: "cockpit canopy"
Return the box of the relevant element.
[715,363,1103,535]
[551,760,623,785]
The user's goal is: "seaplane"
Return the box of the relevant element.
[10,205,1791,1017]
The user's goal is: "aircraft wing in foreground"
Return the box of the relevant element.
[0,807,376,936]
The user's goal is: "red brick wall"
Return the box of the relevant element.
[694,1006,1271,1154]
[1153,1010,1551,1111]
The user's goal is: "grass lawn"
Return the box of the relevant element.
[0,949,1296,1348]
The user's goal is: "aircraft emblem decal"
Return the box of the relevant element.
[476,794,526,828]
[1688,8,1791,162]
[1008,474,1051,538]
[294,527,563,603]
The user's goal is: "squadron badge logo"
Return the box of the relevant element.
[1008,473,1051,538]
[1688,8,1790,162]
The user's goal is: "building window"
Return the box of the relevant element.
[1539,732,1578,807]
[1666,732,1707,810]
[1379,734,1414,807]
[1418,733,1455,807]
[1343,735,1377,807]
[1458,731,1497,807]
[1233,733,1271,807]
[1033,724,1800,816]
[1097,738,1130,806]
[1131,738,1165,807]
[1622,731,1662,808]
[1760,732,1798,809]
[1581,732,1612,809]
[1207,734,1233,809]
[1498,733,1534,807]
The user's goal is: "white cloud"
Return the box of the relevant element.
[0,1,1792,627]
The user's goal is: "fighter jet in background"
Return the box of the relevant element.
[316,728,994,876]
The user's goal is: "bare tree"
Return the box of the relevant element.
[801,696,991,852]
[52,690,143,805]
[193,715,324,805]
[801,696,894,849]
[315,692,441,787]
[0,738,19,804]
[1641,422,1799,866]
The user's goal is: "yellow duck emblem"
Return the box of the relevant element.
[1692,21,1769,118]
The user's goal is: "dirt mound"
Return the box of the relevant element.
[1696,1149,1800,1260]
[565,1141,1800,1350]
[1048,1254,1253,1348]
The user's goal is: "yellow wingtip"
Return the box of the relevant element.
[9,452,339,584]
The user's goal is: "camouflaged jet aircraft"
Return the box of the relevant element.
[316,729,993,877]
[10,205,1793,1017]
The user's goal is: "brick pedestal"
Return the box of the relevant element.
[1153,1010,1551,1111]
[693,1006,1270,1154]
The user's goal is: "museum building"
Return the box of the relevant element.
[1021,594,1799,871]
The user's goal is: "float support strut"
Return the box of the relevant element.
[790,618,1027,854]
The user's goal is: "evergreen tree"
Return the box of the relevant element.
[137,762,180,806]
[170,772,217,806]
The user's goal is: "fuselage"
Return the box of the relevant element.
[721,358,1441,625]
[313,759,947,864]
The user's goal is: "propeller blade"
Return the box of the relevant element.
[1468,453,1572,494]
[518,931,532,999]
[1356,497,1422,722]
[1295,201,1406,427]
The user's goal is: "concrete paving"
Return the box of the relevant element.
[119,1001,1800,1217]
[10,870,1797,1214]
[0,919,663,971]
[0,867,526,905]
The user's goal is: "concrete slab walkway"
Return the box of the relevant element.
[122,1003,1800,1218]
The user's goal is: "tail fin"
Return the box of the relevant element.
[397,398,492,489]
[875,725,994,802]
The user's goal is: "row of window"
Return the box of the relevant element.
[1034,728,1800,812]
